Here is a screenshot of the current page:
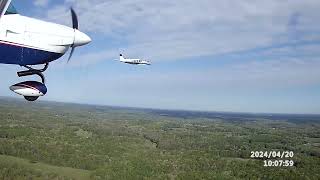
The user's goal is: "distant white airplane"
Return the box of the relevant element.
[118,54,151,65]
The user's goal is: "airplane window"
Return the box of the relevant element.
[5,3,18,15]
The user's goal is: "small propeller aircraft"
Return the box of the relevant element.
[119,54,151,66]
[0,0,91,101]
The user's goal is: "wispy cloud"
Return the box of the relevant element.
[41,0,320,65]
[3,0,319,113]
[33,0,50,7]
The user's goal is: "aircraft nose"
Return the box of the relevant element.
[73,29,91,47]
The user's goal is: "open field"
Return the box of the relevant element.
[0,155,90,180]
[0,97,319,179]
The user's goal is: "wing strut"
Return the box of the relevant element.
[0,0,12,18]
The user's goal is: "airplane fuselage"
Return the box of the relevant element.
[121,59,150,65]
[0,1,91,102]
[0,14,90,65]
[119,54,151,65]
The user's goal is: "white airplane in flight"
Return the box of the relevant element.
[119,54,151,65]
[0,0,91,101]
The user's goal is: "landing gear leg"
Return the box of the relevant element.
[11,63,49,101]
[17,63,49,84]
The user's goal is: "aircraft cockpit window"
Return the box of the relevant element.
[5,3,18,15]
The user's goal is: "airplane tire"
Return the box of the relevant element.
[24,96,39,101]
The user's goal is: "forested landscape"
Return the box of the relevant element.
[0,97,319,179]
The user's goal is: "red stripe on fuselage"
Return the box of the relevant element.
[15,84,39,92]
[0,40,47,51]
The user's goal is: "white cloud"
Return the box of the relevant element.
[41,0,320,64]
[34,0,50,7]
[2,0,316,113]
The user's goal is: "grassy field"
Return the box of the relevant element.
[0,97,319,179]
[0,155,90,180]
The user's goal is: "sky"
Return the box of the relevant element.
[1,0,320,114]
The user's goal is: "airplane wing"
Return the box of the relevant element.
[0,0,12,18]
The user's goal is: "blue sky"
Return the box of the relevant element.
[1,0,320,114]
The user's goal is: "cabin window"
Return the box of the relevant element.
[5,3,18,15]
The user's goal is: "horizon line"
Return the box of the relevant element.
[1,96,320,116]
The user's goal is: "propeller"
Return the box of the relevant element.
[68,7,79,63]
[71,8,79,29]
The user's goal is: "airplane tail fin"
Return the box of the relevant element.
[120,54,125,61]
